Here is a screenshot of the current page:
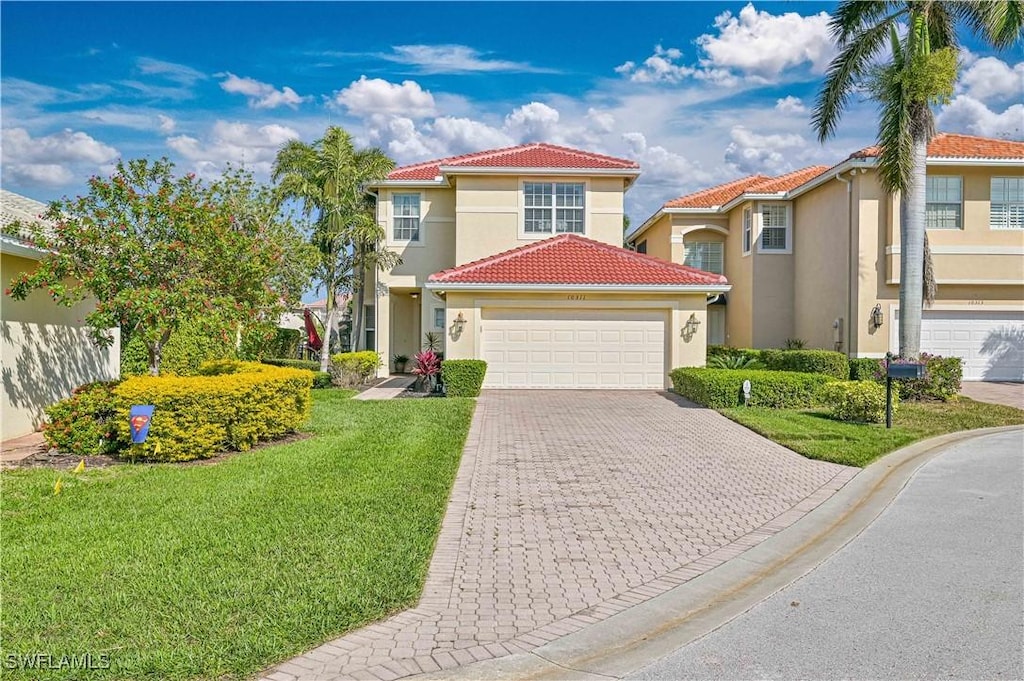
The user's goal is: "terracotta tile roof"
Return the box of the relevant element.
[388,143,640,181]
[850,132,1024,160]
[663,174,770,208]
[428,234,727,287]
[747,166,831,193]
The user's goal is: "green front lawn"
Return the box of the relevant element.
[1,390,476,680]
[721,398,1024,467]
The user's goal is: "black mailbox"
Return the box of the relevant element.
[887,363,926,379]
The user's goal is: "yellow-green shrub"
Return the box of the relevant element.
[113,361,312,461]
[329,351,380,386]
[820,380,895,423]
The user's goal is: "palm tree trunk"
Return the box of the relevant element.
[352,243,367,351]
[320,297,334,372]
[898,134,927,359]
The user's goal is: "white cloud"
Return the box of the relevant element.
[334,76,436,118]
[504,102,562,141]
[587,108,616,133]
[381,44,555,74]
[937,96,1024,140]
[617,4,834,87]
[219,73,308,109]
[622,131,710,187]
[615,45,694,84]
[957,55,1024,103]
[429,117,514,155]
[1,127,119,186]
[136,57,206,85]
[697,3,834,82]
[76,107,179,133]
[166,120,300,178]
[775,96,807,114]
[723,125,811,175]
[158,114,176,134]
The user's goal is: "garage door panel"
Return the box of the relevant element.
[892,310,1024,381]
[482,309,666,389]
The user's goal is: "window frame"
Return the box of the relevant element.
[520,180,587,238]
[683,240,724,275]
[990,176,1024,230]
[433,307,445,330]
[635,239,647,254]
[925,175,963,230]
[392,192,422,242]
[756,202,791,254]
[742,207,752,256]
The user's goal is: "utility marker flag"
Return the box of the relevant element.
[129,405,155,444]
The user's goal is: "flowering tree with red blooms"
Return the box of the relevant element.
[7,158,313,375]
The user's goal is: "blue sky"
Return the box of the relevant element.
[2,1,1022,224]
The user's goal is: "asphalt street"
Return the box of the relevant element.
[629,430,1024,680]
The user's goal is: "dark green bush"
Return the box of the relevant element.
[268,328,302,360]
[849,357,882,381]
[670,368,835,409]
[312,371,332,389]
[441,360,488,397]
[121,322,233,376]
[880,354,962,402]
[262,358,320,372]
[761,349,849,380]
[707,345,764,364]
[42,382,125,456]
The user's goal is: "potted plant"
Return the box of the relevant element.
[411,349,441,393]
[392,354,409,373]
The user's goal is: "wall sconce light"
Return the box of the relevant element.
[410,291,419,299]
[682,313,701,337]
[452,311,467,333]
[871,304,884,328]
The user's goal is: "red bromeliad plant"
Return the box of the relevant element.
[411,350,441,379]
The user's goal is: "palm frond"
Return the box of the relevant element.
[955,1,1024,49]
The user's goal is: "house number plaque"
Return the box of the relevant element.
[567,294,587,301]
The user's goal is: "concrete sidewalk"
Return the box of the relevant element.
[960,381,1024,409]
[352,375,416,400]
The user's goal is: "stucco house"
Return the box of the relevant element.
[365,143,729,389]
[629,133,1024,381]
[0,189,120,440]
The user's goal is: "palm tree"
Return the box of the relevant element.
[814,1,1023,358]
[272,127,396,371]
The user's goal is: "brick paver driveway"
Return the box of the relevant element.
[263,391,858,681]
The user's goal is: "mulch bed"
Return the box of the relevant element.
[5,431,313,471]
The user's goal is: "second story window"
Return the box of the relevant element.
[635,239,647,254]
[760,204,789,251]
[524,182,584,234]
[742,207,752,254]
[684,242,724,274]
[393,193,421,241]
[926,176,962,229]
[991,177,1023,230]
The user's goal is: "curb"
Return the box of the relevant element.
[411,425,1024,680]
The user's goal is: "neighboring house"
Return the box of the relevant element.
[629,133,1024,381]
[366,143,729,389]
[0,189,120,440]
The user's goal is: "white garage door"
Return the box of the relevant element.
[480,309,666,389]
[892,310,1024,381]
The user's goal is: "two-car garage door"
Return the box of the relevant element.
[480,309,666,389]
[893,310,1024,381]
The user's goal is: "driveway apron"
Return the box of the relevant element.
[262,391,857,681]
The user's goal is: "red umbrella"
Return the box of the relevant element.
[303,308,323,351]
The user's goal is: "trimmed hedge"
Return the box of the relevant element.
[268,327,301,360]
[849,357,881,381]
[670,368,834,409]
[42,382,122,456]
[761,349,850,380]
[262,358,320,372]
[114,361,312,461]
[821,380,893,423]
[330,351,381,386]
[312,371,332,389]
[441,360,487,397]
[121,322,232,376]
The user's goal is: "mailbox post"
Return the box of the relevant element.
[885,360,926,428]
